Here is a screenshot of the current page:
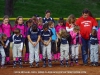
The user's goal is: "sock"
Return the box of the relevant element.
[48,59,51,64]
[43,59,46,64]
[18,57,22,65]
[13,61,16,65]
[66,60,68,65]
[71,59,73,63]
[60,60,63,64]
[75,59,78,63]
[36,62,39,65]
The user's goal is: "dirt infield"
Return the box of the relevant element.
[0,47,100,75]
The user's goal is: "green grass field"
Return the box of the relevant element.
[0,0,100,18]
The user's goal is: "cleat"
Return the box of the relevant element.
[19,65,23,68]
[48,63,52,67]
[66,63,70,67]
[43,64,46,68]
[1,65,6,68]
[60,63,64,67]
[36,63,39,68]
[30,63,33,68]
[90,62,94,66]
[83,63,88,66]
[76,62,79,66]
[94,62,98,67]
[70,62,74,66]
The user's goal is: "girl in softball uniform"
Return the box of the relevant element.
[5,28,24,68]
[24,19,33,63]
[70,26,81,66]
[1,15,12,64]
[12,16,25,62]
[90,29,99,66]
[59,29,71,67]
[0,34,7,68]
[27,24,40,68]
[41,23,53,68]
[55,18,66,61]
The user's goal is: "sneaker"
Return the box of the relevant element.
[76,62,79,66]
[70,62,74,66]
[83,63,88,66]
[90,62,94,66]
[48,63,52,67]
[66,63,70,67]
[1,65,6,68]
[60,63,64,67]
[19,65,23,68]
[19,62,23,68]
[43,64,46,68]
[94,62,98,67]
[30,63,33,68]
[13,64,16,68]
[36,63,39,68]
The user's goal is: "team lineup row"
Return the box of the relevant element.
[0,8,100,68]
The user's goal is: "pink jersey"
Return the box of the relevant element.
[0,25,2,33]
[97,28,100,44]
[13,24,26,37]
[25,25,30,37]
[1,24,12,37]
[70,31,81,44]
[55,24,66,33]
[38,25,43,30]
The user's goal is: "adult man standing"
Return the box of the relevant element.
[75,9,98,65]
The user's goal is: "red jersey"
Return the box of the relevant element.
[66,22,72,28]
[75,16,98,39]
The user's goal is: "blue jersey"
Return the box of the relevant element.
[61,38,68,44]
[41,29,53,41]
[50,28,57,41]
[8,34,24,44]
[43,17,55,24]
[27,28,40,42]
[90,35,98,44]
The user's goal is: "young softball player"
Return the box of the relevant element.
[70,26,81,66]
[24,19,33,63]
[66,14,76,32]
[13,16,25,62]
[5,28,24,68]
[90,29,99,66]
[31,16,38,25]
[1,15,12,64]
[27,24,40,68]
[41,23,53,67]
[59,29,71,67]
[0,25,2,33]
[55,18,66,61]
[48,21,57,61]
[0,34,7,68]
[37,17,43,61]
